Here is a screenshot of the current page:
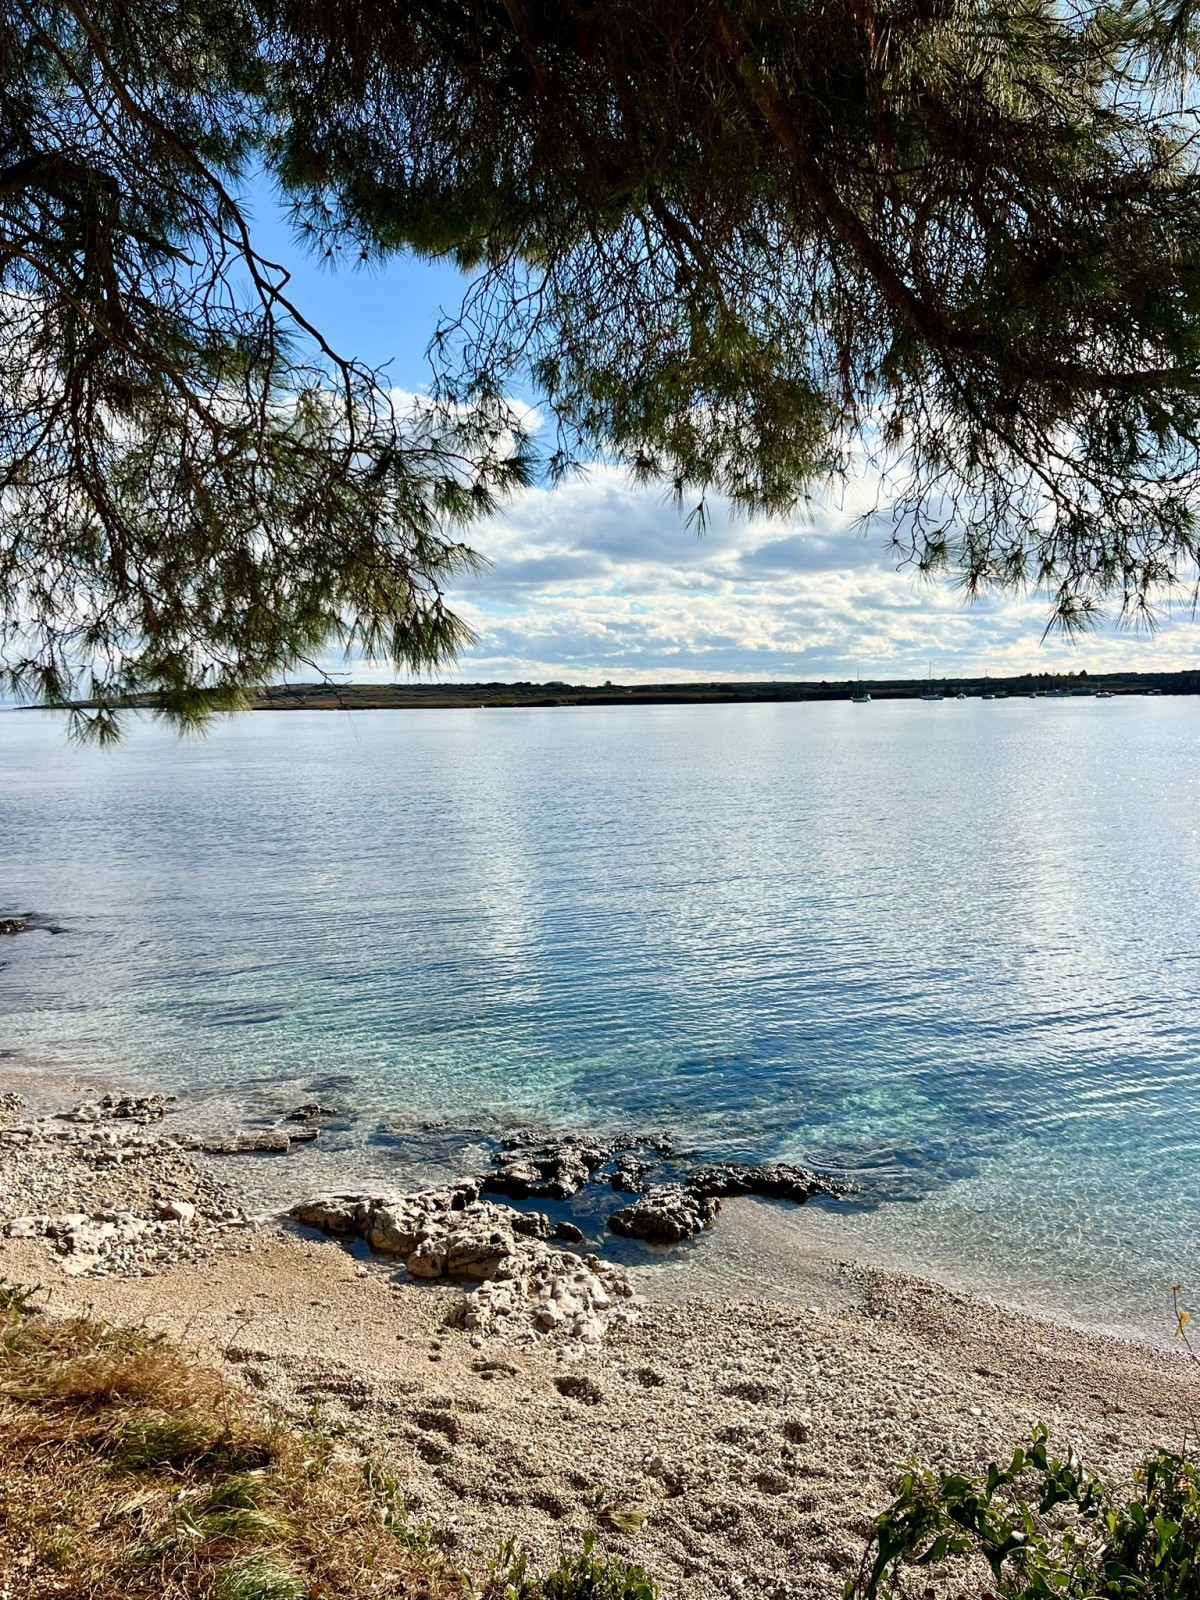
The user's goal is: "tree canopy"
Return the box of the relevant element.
[6,1,1200,732]
[1,0,531,737]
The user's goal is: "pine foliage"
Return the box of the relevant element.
[8,2,1200,729]
[273,0,1200,629]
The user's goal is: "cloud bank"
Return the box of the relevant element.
[398,464,1200,683]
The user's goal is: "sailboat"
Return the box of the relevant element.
[919,662,944,702]
[851,671,871,704]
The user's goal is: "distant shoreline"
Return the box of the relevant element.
[248,669,1200,711]
[28,668,1198,718]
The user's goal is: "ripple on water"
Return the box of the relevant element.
[0,699,1198,1339]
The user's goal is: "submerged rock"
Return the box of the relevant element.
[608,1183,720,1243]
[483,1128,682,1201]
[200,1130,294,1155]
[686,1162,846,1203]
[476,1129,848,1253]
[60,1093,176,1125]
[286,1101,340,1123]
[484,1133,614,1200]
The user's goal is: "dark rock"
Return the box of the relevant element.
[0,918,26,936]
[610,1155,650,1193]
[283,1125,319,1144]
[286,1101,339,1122]
[686,1162,846,1203]
[641,1133,680,1159]
[608,1184,720,1243]
[553,1220,586,1244]
[484,1133,613,1200]
[467,1127,690,1203]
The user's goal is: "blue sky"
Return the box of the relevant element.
[247,185,1199,684]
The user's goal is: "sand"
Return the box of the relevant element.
[2,1089,1197,1600]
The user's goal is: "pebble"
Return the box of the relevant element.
[1,1100,257,1277]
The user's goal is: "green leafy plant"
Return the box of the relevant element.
[846,1424,1200,1599]
[488,1533,656,1600]
[365,1457,440,1560]
[0,1278,42,1315]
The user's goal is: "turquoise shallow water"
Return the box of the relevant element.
[1,700,1198,1338]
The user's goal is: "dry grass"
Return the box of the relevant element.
[0,1283,468,1600]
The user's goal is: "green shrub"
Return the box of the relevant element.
[847,1424,1200,1599]
[0,1278,41,1315]
[489,1533,656,1600]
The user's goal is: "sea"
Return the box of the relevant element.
[2,697,1197,1342]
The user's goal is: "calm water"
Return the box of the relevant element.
[2,700,1198,1339]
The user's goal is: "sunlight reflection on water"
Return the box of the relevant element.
[1,698,1198,1338]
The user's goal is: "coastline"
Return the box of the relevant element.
[2,1078,1197,1600]
[6,705,1198,1365]
[0,1050,1182,1347]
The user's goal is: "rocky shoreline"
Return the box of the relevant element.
[291,1185,643,1345]
[0,1090,264,1276]
[0,1087,847,1346]
[478,1130,847,1244]
[3,1080,1198,1600]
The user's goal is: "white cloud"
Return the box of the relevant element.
[415,465,1197,681]
[318,461,1200,683]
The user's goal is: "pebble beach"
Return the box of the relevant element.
[2,1082,1197,1600]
